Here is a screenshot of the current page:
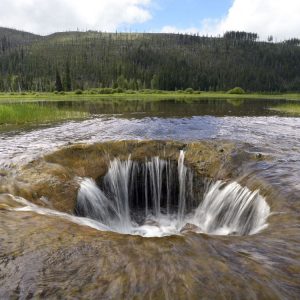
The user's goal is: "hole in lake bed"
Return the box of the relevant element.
[75,151,270,238]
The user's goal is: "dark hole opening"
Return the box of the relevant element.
[76,158,205,225]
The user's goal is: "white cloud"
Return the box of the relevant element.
[162,0,300,40]
[161,26,199,35]
[0,0,152,35]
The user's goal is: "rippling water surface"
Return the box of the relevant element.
[0,98,300,299]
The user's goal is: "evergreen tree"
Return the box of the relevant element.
[55,70,63,92]
[117,75,125,89]
[128,79,136,90]
[151,74,159,90]
[63,62,72,91]
[137,79,143,90]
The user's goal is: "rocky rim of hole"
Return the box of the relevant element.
[0,140,274,214]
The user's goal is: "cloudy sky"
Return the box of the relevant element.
[0,0,299,40]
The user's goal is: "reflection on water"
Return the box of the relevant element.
[1,98,299,120]
[38,98,300,117]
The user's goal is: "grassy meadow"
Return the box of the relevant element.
[0,103,88,125]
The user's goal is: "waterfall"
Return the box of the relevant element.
[192,181,270,235]
[75,152,270,237]
[76,177,132,233]
[177,150,187,224]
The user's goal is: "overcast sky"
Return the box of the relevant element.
[0,0,299,40]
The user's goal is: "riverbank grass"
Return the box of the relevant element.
[0,91,300,102]
[0,104,88,124]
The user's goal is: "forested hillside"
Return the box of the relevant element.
[0,27,299,92]
[0,27,41,51]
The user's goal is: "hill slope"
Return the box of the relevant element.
[0,28,299,92]
[0,27,41,51]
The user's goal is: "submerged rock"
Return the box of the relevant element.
[180,223,200,234]
[144,219,160,227]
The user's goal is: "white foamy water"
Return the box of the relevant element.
[8,177,270,238]
[75,182,270,237]
[75,152,270,237]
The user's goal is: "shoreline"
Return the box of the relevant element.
[0,91,300,102]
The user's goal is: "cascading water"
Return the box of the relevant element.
[192,181,270,235]
[75,151,270,237]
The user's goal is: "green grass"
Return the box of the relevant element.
[0,104,88,125]
[0,91,300,102]
[271,103,300,115]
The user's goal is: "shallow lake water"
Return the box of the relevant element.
[0,98,300,299]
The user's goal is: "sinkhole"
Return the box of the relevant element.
[75,151,270,237]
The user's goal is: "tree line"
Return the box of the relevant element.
[0,28,299,92]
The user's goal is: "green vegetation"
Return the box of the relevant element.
[185,88,194,94]
[271,103,300,115]
[0,91,299,125]
[0,91,300,102]
[0,28,299,93]
[0,103,88,124]
[227,87,246,94]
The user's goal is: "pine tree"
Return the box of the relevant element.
[117,75,125,89]
[151,74,159,90]
[55,69,63,92]
[64,62,72,91]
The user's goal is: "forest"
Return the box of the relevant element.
[0,27,299,92]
